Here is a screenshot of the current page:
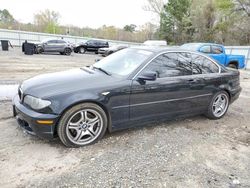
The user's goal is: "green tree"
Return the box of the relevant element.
[0,9,16,29]
[123,24,137,32]
[213,0,234,43]
[34,9,60,34]
[191,0,216,42]
[159,0,192,44]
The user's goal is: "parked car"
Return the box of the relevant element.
[180,43,245,69]
[74,40,109,54]
[98,45,127,56]
[13,47,241,147]
[143,40,167,46]
[35,39,73,55]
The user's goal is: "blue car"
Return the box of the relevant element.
[181,43,245,69]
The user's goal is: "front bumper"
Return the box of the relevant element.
[12,95,59,140]
[98,49,106,54]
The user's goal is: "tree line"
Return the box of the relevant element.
[1,0,250,45]
[157,0,250,45]
[0,9,157,43]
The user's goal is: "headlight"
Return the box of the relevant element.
[24,95,51,110]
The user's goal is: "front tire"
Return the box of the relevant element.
[79,47,86,54]
[57,103,107,147]
[36,47,43,54]
[205,91,229,119]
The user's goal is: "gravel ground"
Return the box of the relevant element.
[0,47,97,83]
[0,48,250,188]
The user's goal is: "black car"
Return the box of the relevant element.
[13,47,241,147]
[35,39,73,55]
[74,40,109,54]
[98,45,127,56]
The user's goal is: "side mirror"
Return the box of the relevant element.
[95,58,101,62]
[137,71,157,81]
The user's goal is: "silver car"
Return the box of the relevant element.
[35,39,73,55]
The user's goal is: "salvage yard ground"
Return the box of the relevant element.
[0,48,250,188]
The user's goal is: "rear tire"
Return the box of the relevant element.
[205,91,229,120]
[57,103,107,147]
[64,48,72,56]
[228,63,237,69]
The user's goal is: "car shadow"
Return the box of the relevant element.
[37,52,69,56]
[103,115,208,140]
[20,115,209,148]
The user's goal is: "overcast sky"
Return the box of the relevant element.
[0,0,157,28]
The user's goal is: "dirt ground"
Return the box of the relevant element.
[0,48,250,188]
[0,48,97,84]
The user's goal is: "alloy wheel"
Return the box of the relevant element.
[79,47,85,54]
[66,109,103,145]
[65,48,71,55]
[212,93,229,118]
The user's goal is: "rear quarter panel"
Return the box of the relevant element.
[219,68,241,101]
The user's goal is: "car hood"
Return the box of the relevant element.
[21,68,119,98]
[34,42,42,46]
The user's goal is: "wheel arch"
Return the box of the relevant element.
[228,61,239,69]
[218,85,232,102]
[36,46,44,53]
[64,47,72,51]
[223,89,232,103]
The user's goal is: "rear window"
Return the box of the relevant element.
[200,46,211,53]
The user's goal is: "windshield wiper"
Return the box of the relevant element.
[92,66,111,76]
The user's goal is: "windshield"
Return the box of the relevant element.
[93,48,153,76]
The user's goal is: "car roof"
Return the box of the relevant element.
[181,43,223,47]
[88,39,108,42]
[42,38,66,42]
[130,46,196,53]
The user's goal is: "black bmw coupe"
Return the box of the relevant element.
[13,47,241,147]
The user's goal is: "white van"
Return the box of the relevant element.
[143,40,167,46]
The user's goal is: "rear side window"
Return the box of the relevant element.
[87,40,94,45]
[211,45,223,54]
[142,52,193,78]
[191,54,219,74]
[47,40,57,44]
[57,40,66,44]
[200,45,211,53]
[99,41,108,45]
[94,41,102,45]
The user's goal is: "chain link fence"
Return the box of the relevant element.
[0,29,141,47]
[0,29,249,69]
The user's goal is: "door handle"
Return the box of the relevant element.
[188,79,197,83]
